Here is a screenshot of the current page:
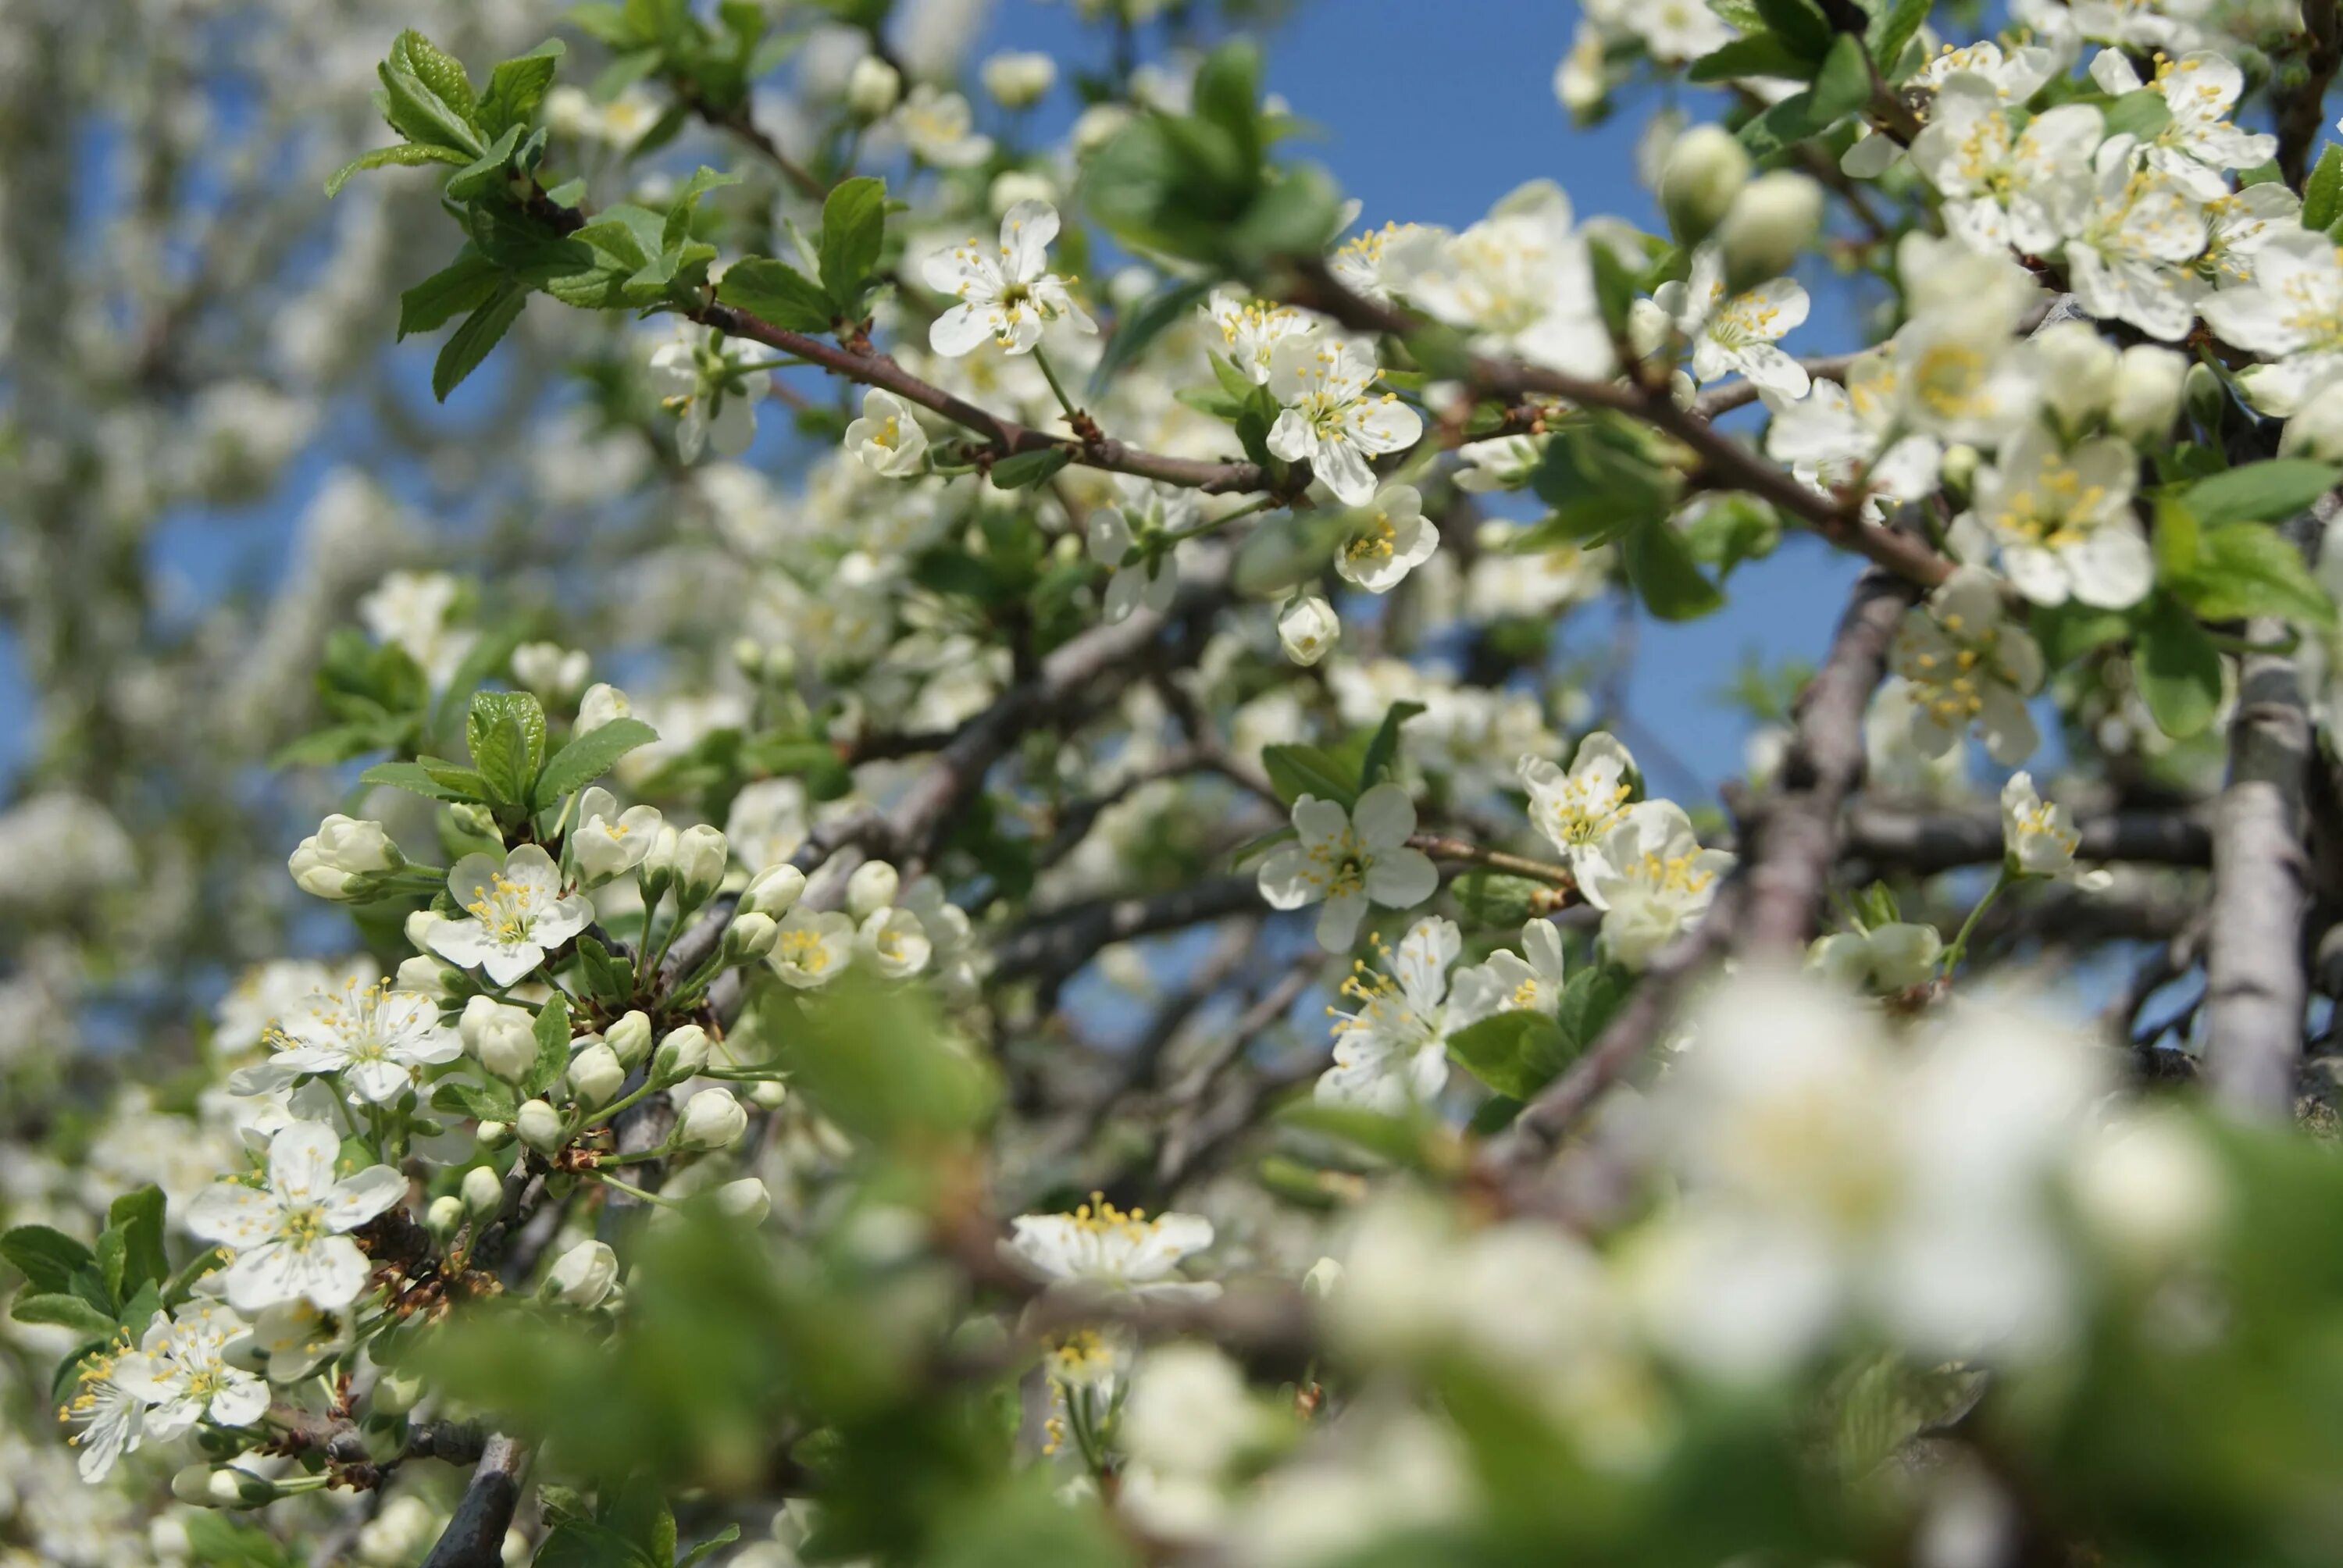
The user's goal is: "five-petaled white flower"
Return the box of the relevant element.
[1908,78,2102,257]
[227,977,462,1106]
[844,388,930,478]
[59,1340,148,1481]
[112,1303,269,1441]
[1258,782,1439,952]
[924,199,1096,358]
[769,907,857,989]
[1655,248,1813,397]
[1204,290,1318,382]
[186,1121,408,1313]
[1333,483,1440,593]
[1890,567,2046,764]
[1963,423,2150,609]
[2056,136,2207,344]
[1518,731,1639,881]
[1327,220,1448,304]
[1810,921,1945,993]
[1003,1196,1219,1301]
[1580,801,1735,970]
[1319,916,1505,1111]
[2087,49,2273,198]
[649,327,766,462]
[1451,918,1571,1021]
[2000,771,2083,878]
[1087,478,1200,621]
[1264,333,1422,507]
[427,844,594,987]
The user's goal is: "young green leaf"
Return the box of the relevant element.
[398,248,507,340]
[718,257,836,333]
[818,176,888,314]
[990,447,1073,490]
[11,1293,119,1341]
[533,716,661,809]
[325,142,469,198]
[1261,743,1361,809]
[105,1187,169,1301]
[1358,700,1427,792]
[1810,32,1874,123]
[2131,593,2224,739]
[2,1225,98,1296]
[480,39,566,139]
[1446,1010,1575,1100]
[2181,459,2341,526]
[433,284,527,402]
[1623,519,1725,621]
[2170,522,2337,626]
[525,993,572,1098]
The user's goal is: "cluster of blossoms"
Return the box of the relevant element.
[20,0,2343,1563]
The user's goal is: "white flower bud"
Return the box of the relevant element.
[988,169,1057,216]
[461,1164,505,1217]
[2031,321,2117,431]
[512,641,590,698]
[544,1239,619,1306]
[567,1042,625,1106]
[515,1099,563,1153]
[748,1078,790,1110]
[639,823,681,895]
[653,1024,710,1082]
[462,996,539,1082]
[173,1466,269,1509]
[2110,344,2188,444]
[573,802,662,886]
[676,824,729,906]
[1278,591,1340,666]
[2283,396,2343,461]
[725,911,780,961]
[715,1177,772,1225]
[847,55,901,119]
[1659,123,1750,245]
[981,50,1056,109]
[676,1087,747,1151]
[394,955,451,996]
[289,815,401,899]
[604,1010,653,1069]
[476,1120,511,1151]
[1715,172,1822,292]
[405,909,444,950]
[576,682,633,733]
[743,862,807,918]
[847,859,900,921]
[1072,103,1132,155]
[426,1194,465,1240]
[1302,1256,1345,1298]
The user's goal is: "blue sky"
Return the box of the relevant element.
[0,0,1864,798]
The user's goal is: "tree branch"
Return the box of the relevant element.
[2204,628,2314,1117]
[419,1433,529,1568]
[1843,804,2214,873]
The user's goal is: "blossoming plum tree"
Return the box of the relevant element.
[12,1,2343,1564]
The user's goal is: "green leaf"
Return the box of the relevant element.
[818,175,888,314]
[1261,743,1361,809]
[433,1079,521,1123]
[1688,34,1817,82]
[1358,700,1425,792]
[183,1513,298,1568]
[1623,519,1724,621]
[2181,459,2340,526]
[481,39,565,138]
[1446,1010,1574,1100]
[663,165,743,252]
[12,1292,119,1340]
[325,141,469,197]
[677,1527,745,1568]
[390,30,479,125]
[533,717,660,809]
[433,284,527,401]
[525,994,572,1097]
[1,1226,96,1295]
[990,447,1073,490]
[2305,145,2343,232]
[717,257,836,333]
[1810,31,1874,122]
[1275,1101,1447,1170]
[605,1474,677,1563]
[399,248,506,339]
[2031,601,2131,666]
[2131,593,2223,739]
[1736,88,1826,155]
[376,61,484,157]
[1229,826,1297,868]
[358,760,482,804]
[105,1187,169,1299]
[1452,869,1550,928]
[2171,522,2338,626]
[2102,89,2173,141]
[1554,963,1633,1053]
[444,124,525,202]
[162,1247,225,1308]
[1753,0,1834,59]
[468,690,549,805]
[1870,0,1932,70]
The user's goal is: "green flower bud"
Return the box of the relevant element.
[1659,124,1750,246]
[1716,172,1822,294]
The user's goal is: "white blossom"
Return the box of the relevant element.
[925,200,1096,358]
[1257,784,1439,951]
[185,1121,407,1313]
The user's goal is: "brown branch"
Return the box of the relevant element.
[1284,261,1952,589]
[1741,568,1920,952]
[2204,628,2314,1117]
[1692,351,1861,418]
[419,1434,529,1568]
[1844,804,2214,874]
[993,874,1265,993]
[1407,832,1578,889]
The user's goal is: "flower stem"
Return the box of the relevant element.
[590,1171,676,1206]
[1030,345,1083,430]
[1939,866,2015,976]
